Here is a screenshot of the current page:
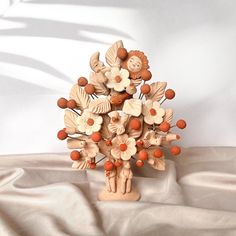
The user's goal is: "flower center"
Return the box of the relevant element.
[119,143,127,151]
[115,75,122,83]
[149,108,156,116]
[87,118,94,126]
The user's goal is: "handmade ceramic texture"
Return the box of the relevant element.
[57,40,186,201]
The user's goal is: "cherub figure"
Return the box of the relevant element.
[105,165,117,193]
[119,160,133,194]
[117,49,152,82]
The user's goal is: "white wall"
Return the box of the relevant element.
[0,0,236,154]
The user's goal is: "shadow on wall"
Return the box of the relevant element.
[0,52,74,83]
[0,17,132,44]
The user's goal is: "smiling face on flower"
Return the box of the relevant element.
[105,68,130,92]
[111,134,137,161]
[142,100,165,125]
[76,109,103,135]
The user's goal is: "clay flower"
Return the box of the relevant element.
[142,100,165,125]
[108,111,129,135]
[105,67,130,92]
[111,134,137,160]
[76,109,103,135]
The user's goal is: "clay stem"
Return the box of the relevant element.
[95,156,106,164]
[71,109,81,116]
[160,98,166,105]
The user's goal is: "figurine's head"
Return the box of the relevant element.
[119,50,150,80]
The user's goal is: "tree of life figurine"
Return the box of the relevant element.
[57,40,187,201]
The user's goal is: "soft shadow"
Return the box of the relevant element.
[0,74,58,94]
[0,17,132,44]
[23,0,143,8]
[0,52,73,83]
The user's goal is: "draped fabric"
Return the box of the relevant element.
[0,147,236,236]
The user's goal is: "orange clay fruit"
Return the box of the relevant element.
[153,148,163,158]
[91,132,102,142]
[171,146,181,156]
[104,161,114,171]
[159,122,171,132]
[57,129,68,140]
[78,77,88,87]
[129,118,141,130]
[141,70,152,81]
[136,140,144,148]
[176,119,187,129]
[84,84,95,94]
[105,140,112,146]
[70,150,81,161]
[138,149,148,161]
[67,99,77,109]
[89,162,96,169]
[136,160,144,167]
[114,160,122,167]
[117,48,128,60]
[120,143,127,151]
[141,84,151,94]
[165,89,175,99]
[57,97,68,109]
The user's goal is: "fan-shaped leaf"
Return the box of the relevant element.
[145,82,167,102]
[89,97,111,114]
[64,110,78,134]
[89,72,110,95]
[69,84,90,110]
[105,40,123,67]
[164,109,173,124]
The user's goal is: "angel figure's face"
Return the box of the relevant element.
[127,56,142,73]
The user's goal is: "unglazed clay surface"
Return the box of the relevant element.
[57,40,186,201]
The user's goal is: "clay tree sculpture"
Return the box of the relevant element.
[57,40,187,201]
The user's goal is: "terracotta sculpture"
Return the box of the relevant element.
[57,40,187,201]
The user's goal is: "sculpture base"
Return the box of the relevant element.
[98,188,140,201]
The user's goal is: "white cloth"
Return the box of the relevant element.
[0,147,236,236]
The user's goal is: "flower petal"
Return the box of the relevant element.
[122,77,131,87]
[154,116,163,125]
[157,108,165,117]
[120,68,129,78]
[153,101,161,109]
[121,151,131,161]
[144,115,154,125]
[96,115,103,124]
[111,148,121,159]
[114,83,125,92]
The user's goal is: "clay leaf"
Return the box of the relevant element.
[100,114,112,139]
[72,160,90,169]
[145,82,167,102]
[131,78,142,87]
[83,142,99,158]
[88,97,111,114]
[105,40,123,67]
[90,72,110,95]
[154,158,165,171]
[64,110,78,134]
[90,52,100,72]
[123,99,142,117]
[70,84,90,110]
[164,108,173,124]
